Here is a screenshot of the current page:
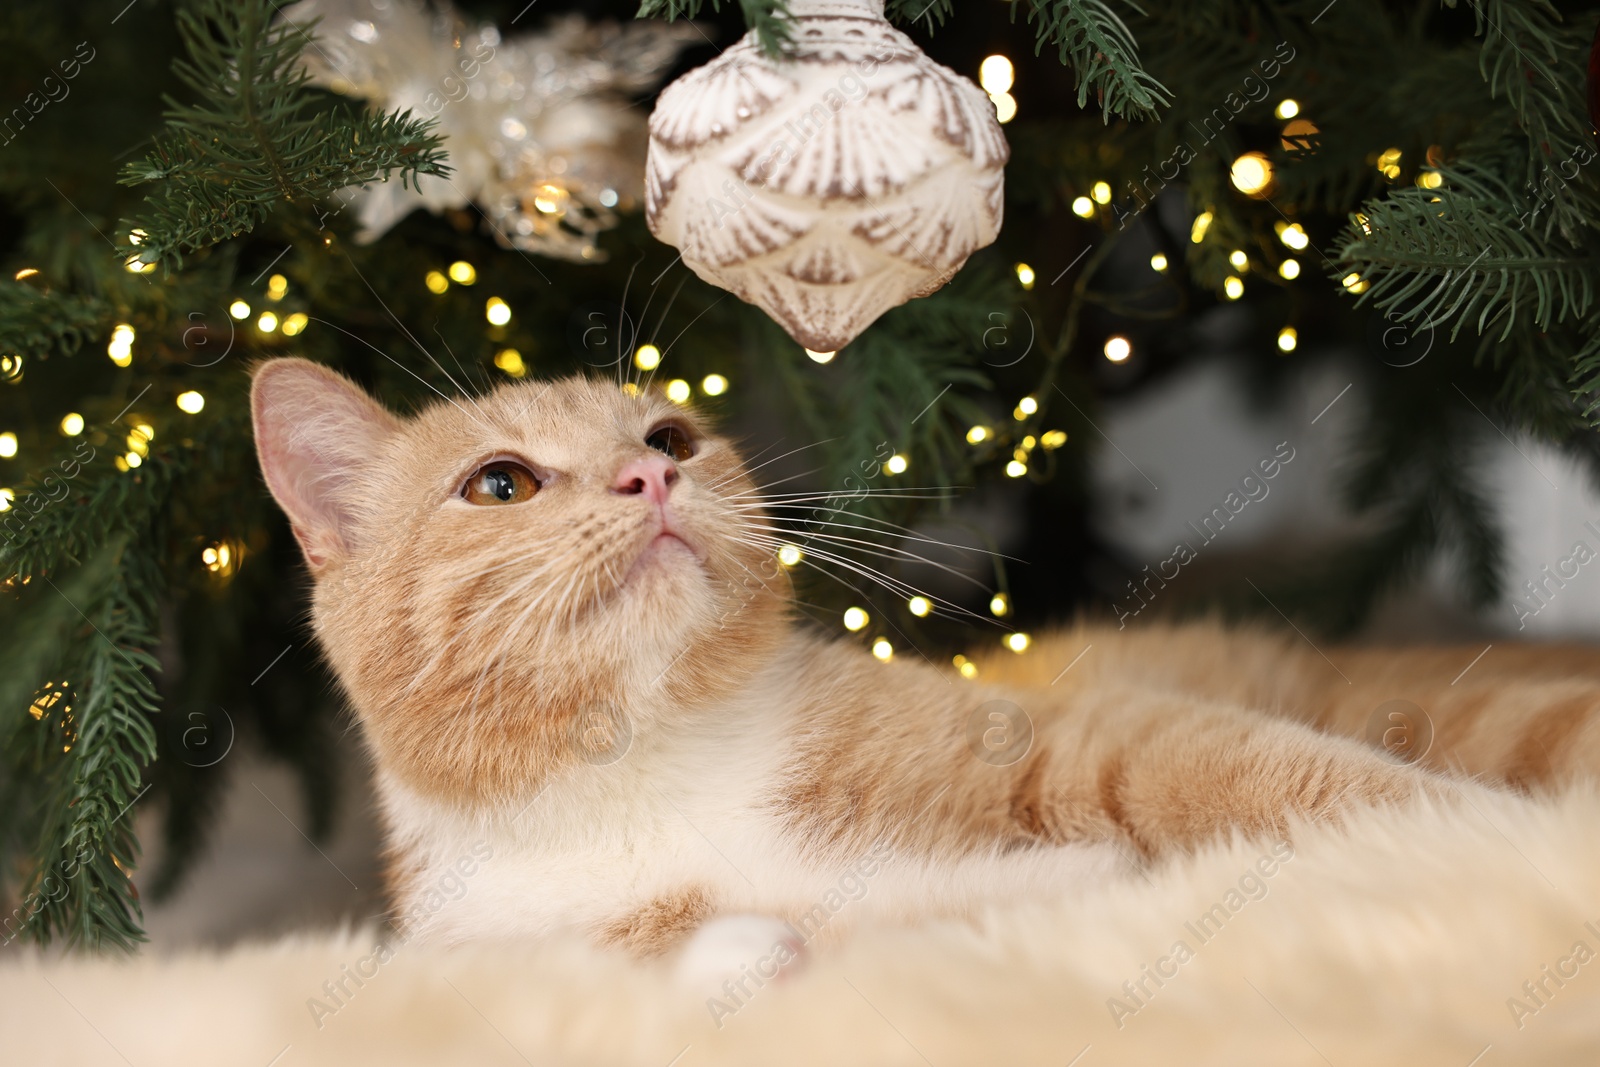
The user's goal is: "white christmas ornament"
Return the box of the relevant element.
[280,0,697,260]
[645,0,1008,352]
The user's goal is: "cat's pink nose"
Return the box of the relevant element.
[612,454,678,503]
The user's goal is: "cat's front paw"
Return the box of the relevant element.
[673,914,807,1004]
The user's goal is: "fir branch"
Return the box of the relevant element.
[0,285,108,363]
[117,0,448,267]
[885,0,955,33]
[636,0,792,56]
[1335,175,1598,343]
[1016,0,1170,121]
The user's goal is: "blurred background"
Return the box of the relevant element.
[3,0,1599,950]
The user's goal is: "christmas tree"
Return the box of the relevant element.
[2,0,1596,948]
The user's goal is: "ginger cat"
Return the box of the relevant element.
[250,358,1600,968]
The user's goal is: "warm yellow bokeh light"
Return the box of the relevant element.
[805,348,836,364]
[282,312,309,336]
[0,432,16,458]
[448,261,477,285]
[1279,259,1301,280]
[886,453,908,474]
[1104,336,1132,363]
[1005,460,1027,478]
[1275,99,1300,119]
[979,55,1014,95]
[257,311,278,333]
[701,374,729,396]
[494,349,527,378]
[1224,276,1245,300]
[1015,262,1035,289]
[871,638,894,662]
[1191,211,1213,244]
[59,413,84,436]
[665,379,691,404]
[485,297,512,326]
[778,544,803,567]
[1072,196,1095,218]
[966,425,989,445]
[176,390,205,414]
[1230,152,1274,195]
[229,300,250,320]
[990,593,1009,617]
[908,596,931,617]
[1150,253,1168,272]
[843,607,870,632]
[1278,327,1298,352]
[634,344,662,370]
[425,271,449,294]
[1005,632,1032,653]
[991,92,1017,124]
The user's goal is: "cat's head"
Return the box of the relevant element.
[251,358,789,805]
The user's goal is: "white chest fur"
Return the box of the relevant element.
[376,671,1130,947]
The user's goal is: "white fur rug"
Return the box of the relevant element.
[5,787,1600,1066]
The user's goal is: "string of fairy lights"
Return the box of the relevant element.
[0,66,1443,675]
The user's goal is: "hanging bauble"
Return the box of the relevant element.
[280,0,697,261]
[644,0,1008,352]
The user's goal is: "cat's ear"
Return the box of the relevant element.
[251,358,400,570]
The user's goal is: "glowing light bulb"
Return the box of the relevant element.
[991,92,1017,124]
[1275,99,1300,119]
[124,451,142,469]
[979,55,1014,95]
[1015,263,1036,289]
[778,544,803,567]
[871,638,894,662]
[1229,250,1249,271]
[805,348,836,364]
[448,261,477,285]
[1015,396,1038,419]
[485,297,511,326]
[0,432,15,458]
[1005,460,1027,478]
[1072,196,1095,218]
[14,268,37,280]
[0,488,11,510]
[1191,211,1213,244]
[843,607,869,632]
[1277,327,1298,352]
[966,426,989,445]
[908,596,931,617]
[1091,181,1112,205]
[885,453,908,474]
[701,373,728,396]
[634,344,662,370]
[107,324,135,367]
[494,349,527,378]
[953,654,978,679]
[425,271,449,294]
[176,391,204,414]
[59,413,84,436]
[1279,259,1301,280]
[266,274,288,301]
[282,312,309,336]
[1005,632,1032,653]
[1041,430,1068,449]
[1150,253,1168,272]
[1224,276,1245,300]
[1278,223,1309,250]
[1417,171,1443,189]
[1342,272,1367,292]
[1230,152,1273,195]
[990,593,1009,617]
[1104,336,1132,363]
[229,301,251,320]
[665,379,691,403]
[257,311,278,333]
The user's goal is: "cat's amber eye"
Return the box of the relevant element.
[461,461,539,506]
[645,424,695,461]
